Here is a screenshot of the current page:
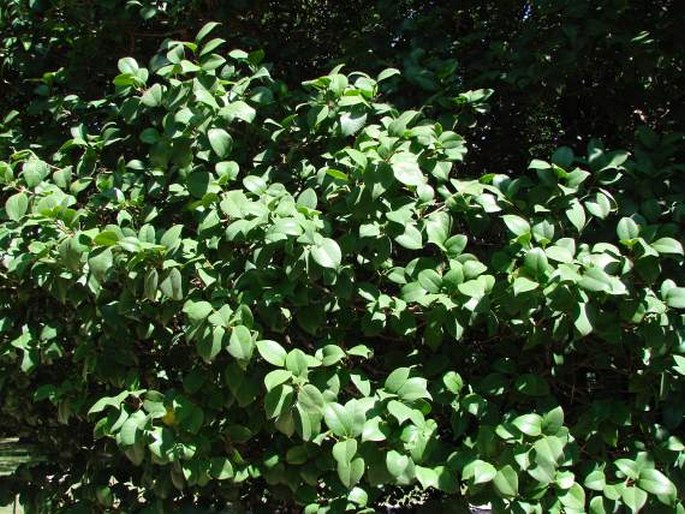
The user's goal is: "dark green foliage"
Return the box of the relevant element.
[1,3,684,514]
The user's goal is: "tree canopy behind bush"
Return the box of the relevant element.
[1,3,684,514]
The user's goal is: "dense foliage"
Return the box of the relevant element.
[1,2,684,513]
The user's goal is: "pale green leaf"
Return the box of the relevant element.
[227,325,254,361]
[311,237,342,269]
[208,128,233,158]
[5,192,28,221]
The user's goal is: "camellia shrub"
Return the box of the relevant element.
[1,23,685,513]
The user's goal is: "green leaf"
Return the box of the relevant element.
[88,248,113,283]
[397,377,432,402]
[513,276,538,296]
[574,302,594,336]
[311,238,342,269]
[198,326,224,362]
[589,496,609,514]
[621,486,647,514]
[385,367,410,393]
[524,248,548,277]
[332,438,358,464]
[286,445,309,465]
[415,466,439,489]
[144,269,158,300]
[88,391,130,415]
[418,269,442,293]
[297,384,325,416]
[532,219,554,244]
[256,340,287,366]
[637,468,676,496]
[325,168,349,182]
[264,369,292,391]
[343,148,367,169]
[118,416,140,447]
[664,287,685,309]
[160,225,183,252]
[141,83,163,107]
[560,483,586,511]
[566,199,586,232]
[285,349,309,376]
[202,55,227,74]
[502,214,530,237]
[584,470,606,491]
[118,57,140,74]
[386,450,414,484]
[196,21,220,42]
[512,413,543,437]
[209,457,234,480]
[216,161,240,180]
[546,243,575,263]
[361,417,386,442]
[442,371,463,394]
[615,459,639,479]
[23,159,49,187]
[493,465,519,498]
[224,363,258,407]
[347,486,368,507]
[651,237,683,255]
[377,68,401,81]
[542,406,564,435]
[391,152,425,186]
[333,439,365,488]
[264,384,294,419]
[445,234,468,256]
[183,300,213,323]
[387,400,418,425]
[579,267,613,293]
[160,268,183,301]
[139,127,160,144]
[425,211,451,247]
[463,459,497,484]
[533,436,564,469]
[195,87,218,108]
[227,325,254,362]
[529,159,551,170]
[340,112,367,136]
[318,344,345,366]
[458,279,485,298]
[220,101,256,123]
[228,49,249,60]
[585,192,612,219]
[617,217,640,241]
[324,402,365,438]
[395,225,423,250]
[5,192,28,221]
[673,355,685,376]
[208,128,233,158]
[324,403,352,437]
[243,175,267,194]
[174,396,205,434]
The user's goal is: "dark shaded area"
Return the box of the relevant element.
[2,0,684,171]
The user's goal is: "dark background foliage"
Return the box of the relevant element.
[2,0,684,169]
